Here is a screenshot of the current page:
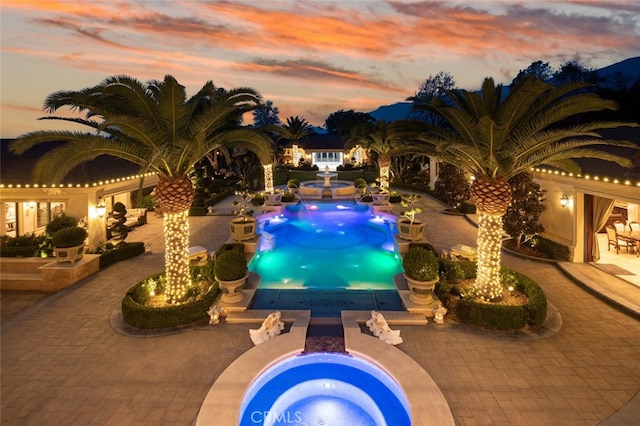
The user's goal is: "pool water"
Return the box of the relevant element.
[239,352,411,426]
[249,202,402,290]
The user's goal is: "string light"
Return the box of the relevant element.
[379,166,390,191]
[264,164,274,194]
[163,210,192,304]
[475,213,504,301]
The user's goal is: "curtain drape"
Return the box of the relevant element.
[592,196,615,261]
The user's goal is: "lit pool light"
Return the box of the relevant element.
[240,352,411,426]
[251,202,401,290]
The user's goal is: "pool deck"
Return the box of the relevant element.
[2,192,640,425]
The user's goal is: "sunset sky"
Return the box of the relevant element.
[1,0,639,137]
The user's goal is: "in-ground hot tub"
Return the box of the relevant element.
[240,352,411,425]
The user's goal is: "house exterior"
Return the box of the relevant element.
[282,133,369,170]
[0,139,157,251]
[530,128,640,262]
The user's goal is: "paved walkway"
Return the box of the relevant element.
[2,193,639,425]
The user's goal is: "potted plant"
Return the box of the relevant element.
[402,246,440,305]
[228,190,258,241]
[51,226,88,263]
[214,250,248,303]
[287,179,300,193]
[396,193,426,241]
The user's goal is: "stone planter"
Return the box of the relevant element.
[229,217,257,241]
[404,274,439,305]
[216,273,248,304]
[396,217,426,241]
[53,244,84,263]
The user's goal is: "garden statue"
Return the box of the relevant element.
[366,311,403,345]
[249,311,284,345]
[207,304,220,325]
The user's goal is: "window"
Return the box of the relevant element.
[37,202,49,228]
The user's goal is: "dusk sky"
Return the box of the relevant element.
[2,0,640,137]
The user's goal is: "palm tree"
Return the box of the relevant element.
[10,75,272,304]
[264,116,314,162]
[412,76,637,301]
[261,116,314,192]
[345,119,421,191]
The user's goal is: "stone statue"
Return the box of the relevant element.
[249,311,284,345]
[207,304,220,325]
[366,310,403,345]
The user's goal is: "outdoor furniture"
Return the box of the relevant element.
[450,244,477,261]
[606,226,632,254]
[188,245,208,266]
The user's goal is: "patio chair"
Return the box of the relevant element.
[629,221,640,232]
[606,226,631,254]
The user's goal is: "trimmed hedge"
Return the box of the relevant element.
[440,263,547,331]
[100,242,145,268]
[456,299,527,330]
[122,284,219,329]
[532,236,570,261]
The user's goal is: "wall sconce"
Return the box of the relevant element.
[96,197,107,218]
[560,194,569,208]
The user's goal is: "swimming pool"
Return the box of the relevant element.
[250,202,402,290]
[239,352,411,426]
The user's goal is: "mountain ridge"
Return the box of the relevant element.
[368,56,640,122]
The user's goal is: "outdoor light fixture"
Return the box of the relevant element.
[560,194,569,208]
[96,197,107,218]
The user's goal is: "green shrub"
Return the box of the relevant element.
[456,299,527,330]
[99,242,145,268]
[389,192,402,203]
[214,250,248,281]
[532,236,570,261]
[353,178,367,189]
[215,243,245,257]
[0,233,49,258]
[281,192,295,203]
[402,246,439,281]
[514,270,547,327]
[440,260,477,280]
[51,227,87,248]
[46,215,78,235]
[188,206,207,216]
[458,202,476,214]
[207,188,235,207]
[121,282,219,329]
[441,264,546,331]
[251,196,265,206]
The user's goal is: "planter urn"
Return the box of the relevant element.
[215,273,248,304]
[396,217,426,241]
[404,274,440,305]
[228,217,257,241]
[53,244,85,263]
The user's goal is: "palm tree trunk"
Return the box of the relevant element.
[163,210,191,304]
[155,175,195,304]
[475,213,504,301]
[378,155,391,191]
[470,177,512,301]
